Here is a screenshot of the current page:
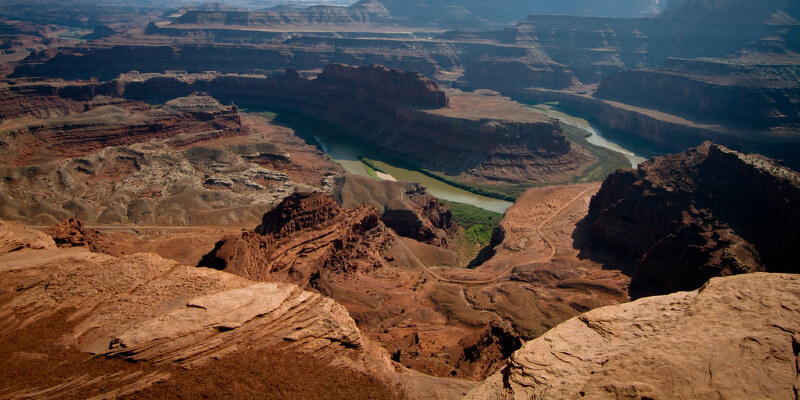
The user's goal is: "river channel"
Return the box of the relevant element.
[253,104,648,214]
[527,102,648,167]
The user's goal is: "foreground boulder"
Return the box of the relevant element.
[468,272,800,399]
[586,142,800,297]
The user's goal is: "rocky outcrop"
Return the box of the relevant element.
[44,218,116,254]
[585,142,800,297]
[9,66,578,187]
[331,174,456,247]
[199,191,394,287]
[467,272,800,400]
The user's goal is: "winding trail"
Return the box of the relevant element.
[423,186,597,285]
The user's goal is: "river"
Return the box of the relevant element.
[253,105,645,214]
[527,103,648,167]
[311,134,514,214]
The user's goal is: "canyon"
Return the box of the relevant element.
[8,0,798,168]
[3,64,624,200]
[1,0,799,398]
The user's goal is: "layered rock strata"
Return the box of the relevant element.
[7,65,582,187]
[199,191,394,286]
[596,60,800,131]
[0,91,244,165]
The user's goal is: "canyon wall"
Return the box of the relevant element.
[175,1,391,27]
[596,61,800,130]
[170,0,666,31]
[585,142,800,298]
[521,88,800,168]
[193,66,569,180]
[40,64,574,186]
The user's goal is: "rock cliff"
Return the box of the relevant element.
[585,142,800,297]
[175,1,392,28]
[467,272,800,399]
[172,0,666,31]
[313,63,449,109]
[192,66,578,186]
[596,60,800,131]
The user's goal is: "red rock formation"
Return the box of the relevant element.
[199,191,394,286]
[189,66,575,184]
[586,142,800,297]
[469,273,800,399]
[45,218,119,255]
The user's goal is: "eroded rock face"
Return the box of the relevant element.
[314,63,449,109]
[586,142,800,297]
[6,65,579,187]
[45,218,110,252]
[467,272,800,400]
[595,61,800,131]
[199,191,394,286]
[332,174,456,247]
